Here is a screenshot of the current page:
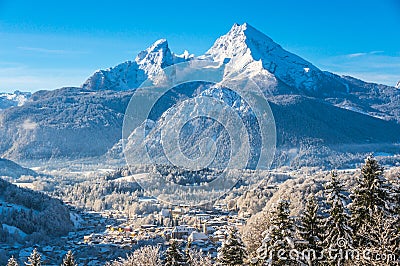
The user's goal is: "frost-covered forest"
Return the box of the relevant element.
[0,179,73,242]
[2,156,398,265]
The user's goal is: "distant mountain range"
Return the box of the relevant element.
[0,23,399,167]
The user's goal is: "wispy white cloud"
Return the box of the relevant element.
[316,51,400,86]
[346,51,384,58]
[347,53,367,58]
[17,46,87,55]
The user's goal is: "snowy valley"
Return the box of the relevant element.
[0,23,399,265]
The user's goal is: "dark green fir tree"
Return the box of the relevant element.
[256,199,296,266]
[297,193,324,265]
[323,171,352,265]
[164,240,185,266]
[218,227,247,266]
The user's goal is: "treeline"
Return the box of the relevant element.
[51,177,154,215]
[52,165,223,214]
[155,165,221,185]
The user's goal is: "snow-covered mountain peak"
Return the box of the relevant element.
[230,22,278,48]
[148,38,168,50]
[205,23,343,93]
[135,38,174,74]
[205,22,280,62]
[82,39,193,91]
[82,24,345,94]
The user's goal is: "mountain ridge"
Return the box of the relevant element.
[0,23,399,166]
[79,23,399,122]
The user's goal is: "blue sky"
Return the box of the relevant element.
[0,0,399,92]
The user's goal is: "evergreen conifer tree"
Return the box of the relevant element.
[164,240,184,266]
[218,227,247,266]
[25,248,41,266]
[392,182,400,247]
[7,256,19,266]
[349,155,392,245]
[357,210,400,264]
[61,250,77,266]
[297,193,324,265]
[323,171,352,265]
[256,199,296,265]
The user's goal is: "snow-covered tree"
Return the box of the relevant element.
[61,250,77,266]
[349,156,392,245]
[322,171,352,265]
[164,240,185,266]
[130,245,161,266]
[256,199,296,266]
[297,193,324,265]
[393,181,400,217]
[242,211,270,257]
[25,248,41,266]
[392,181,400,252]
[105,245,161,266]
[186,249,213,266]
[297,194,324,249]
[218,227,247,266]
[356,210,400,265]
[7,256,19,266]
